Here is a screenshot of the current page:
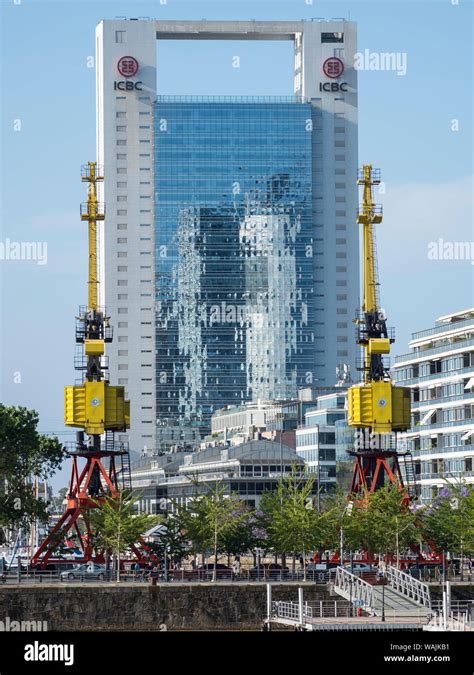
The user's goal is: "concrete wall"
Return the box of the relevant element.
[0,583,340,631]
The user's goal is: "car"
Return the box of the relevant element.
[249,563,289,580]
[197,564,232,580]
[343,563,373,576]
[60,563,107,581]
[306,562,338,571]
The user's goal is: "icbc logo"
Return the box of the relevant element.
[322,57,344,79]
[114,56,143,92]
[117,56,139,78]
[320,57,349,93]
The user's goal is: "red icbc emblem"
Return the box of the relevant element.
[322,57,344,79]
[117,56,139,78]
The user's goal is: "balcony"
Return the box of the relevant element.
[413,443,474,457]
[396,365,474,386]
[411,392,474,409]
[408,418,474,433]
[394,337,474,365]
[418,471,474,481]
[411,316,474,342]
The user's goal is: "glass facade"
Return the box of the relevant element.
[154,97,314,446]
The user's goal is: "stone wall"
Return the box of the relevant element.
[0,583,341,631]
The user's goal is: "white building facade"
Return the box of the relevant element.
[393,309,474,503]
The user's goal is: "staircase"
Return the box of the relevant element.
[399,452,420,499]
[334,566,431,620]
[119,451,132,492]
[104,430,132,492]
[105,430,115,453]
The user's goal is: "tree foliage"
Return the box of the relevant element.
[90,491,159,568]
[420,483,474,556]
[258,470,322,562]
[174,482,252,575]
[148,516,189,560]
[0,404,64,529]
[346,485,421,559]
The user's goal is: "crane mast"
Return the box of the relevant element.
[347,165,414,498]
[83,162,101,312]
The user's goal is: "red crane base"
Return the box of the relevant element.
[350,451,409,505]
[31,451,143,568]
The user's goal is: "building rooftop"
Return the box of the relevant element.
[182,439,301,467]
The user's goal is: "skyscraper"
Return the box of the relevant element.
[96,19,359,453]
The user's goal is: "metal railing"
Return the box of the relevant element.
[431,600,473,621]
[394,337,474,364]
[155,95,308,104]
[271,600,352,622]
[334,567,375,613]
[424,611,470,632]
[1,568,337,585]
[393,365,474,385]
[412,317,474,342]
[386,565,431,608]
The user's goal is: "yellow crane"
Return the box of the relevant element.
[347,165,414,497]
[32,163,131,567]
[64,162,129,437]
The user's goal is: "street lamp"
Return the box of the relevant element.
[349,576,353,617]
[164,544,170,583]
[378,568,386,622]
[340,501,353,567]
[276,412,284,477]
[255,547,262,582]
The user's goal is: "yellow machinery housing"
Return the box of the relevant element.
[348,382,411,433]
[65,381,130,435]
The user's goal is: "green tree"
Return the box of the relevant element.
[318,488,358,559]
[149,515,188,562]
[319,485,420,566]
[259,470,321,577]
[0,404,64,529]
[221,505,258,561]
[175,481,251,581]
[90,490,160,581]
[346,485,420,566]
[421,482,474,576]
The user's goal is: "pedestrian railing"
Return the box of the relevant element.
[334,567,375,613]
[386,565,431,608]
[271,600,353,622]
[424,611,470,632]
[431,600,473,621]
[1,568,338,585]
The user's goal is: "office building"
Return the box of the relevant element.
[96,19,359,452]
[296,391,347,487]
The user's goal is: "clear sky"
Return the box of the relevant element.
[1,0,472,491]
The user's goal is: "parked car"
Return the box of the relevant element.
[343,563,373,576]
[197,564,232,580]
[306,562,338,571]
[60,563,107,581]
[249,563,289,580]
[406,562,442,579]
